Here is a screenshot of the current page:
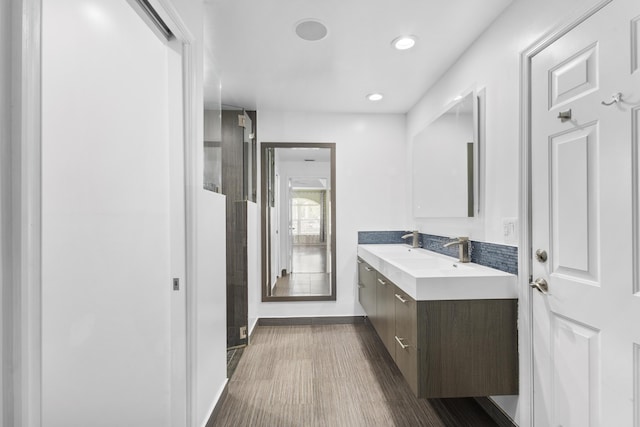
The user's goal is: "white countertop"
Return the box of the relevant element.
[357,244,517,301]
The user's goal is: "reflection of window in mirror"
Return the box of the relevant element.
[261,143,336,302]
[291,186,328,244]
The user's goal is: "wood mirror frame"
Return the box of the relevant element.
[261,142,337,302]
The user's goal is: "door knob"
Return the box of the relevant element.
[530,278,549,295]
[535,249,548,263]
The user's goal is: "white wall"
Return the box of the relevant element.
[257,111,407,317]
[407,0,599,244]
[247,202,259,335]
[195,191,226,426]
[406,0,602,422]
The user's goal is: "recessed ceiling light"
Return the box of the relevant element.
[295,19,328,42]
[367,93,384,101]
[392,35,417,50]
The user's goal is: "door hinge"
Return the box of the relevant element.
[238,114,246,128]
[173,278,180,291]
[240,326,247,339]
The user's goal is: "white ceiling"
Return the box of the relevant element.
[204,0,513,114]
[290,178,328,190]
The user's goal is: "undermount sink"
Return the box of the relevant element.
[357,244,516,301]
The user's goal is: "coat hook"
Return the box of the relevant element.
[557,109,572,122]
[601,92,622,106]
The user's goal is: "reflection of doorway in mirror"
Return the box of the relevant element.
[274,179,330,296]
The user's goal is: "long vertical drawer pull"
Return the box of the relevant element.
[395,293,407,303]
[377,278,387,285]
[395,335,409,349]
[364,266,372,272]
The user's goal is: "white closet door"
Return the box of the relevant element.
[42,0,185,425]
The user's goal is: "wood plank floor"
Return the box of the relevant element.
[210,323,499,426]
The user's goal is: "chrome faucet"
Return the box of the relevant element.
[401,230,420,248]
[443,237,470,263]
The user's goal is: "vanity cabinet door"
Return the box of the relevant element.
[375,273,396,357]
[418,299,519,398]
[357,258,377,318]
[394,288,418,395]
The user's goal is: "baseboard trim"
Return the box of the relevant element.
[474,397,517,427]
[204,381,229,427]
[248,318,258,338]
[257,316,365,326]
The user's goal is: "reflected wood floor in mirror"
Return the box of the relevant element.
[210,323,498,426]
[272,273,331,296]
[273,245,330,296]
[292,244,327,273]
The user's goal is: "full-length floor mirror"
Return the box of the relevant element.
[261,142,336,301]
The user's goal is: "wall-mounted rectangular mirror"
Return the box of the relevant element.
[412,90,482,217]
[261,142,336,301]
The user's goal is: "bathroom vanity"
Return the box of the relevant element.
[357,244,518,398]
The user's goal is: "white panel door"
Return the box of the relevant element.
[531,0,640,425]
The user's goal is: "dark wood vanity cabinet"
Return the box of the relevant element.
[357,258,518,399]
[418,299,518,398]
[357,258,377,319]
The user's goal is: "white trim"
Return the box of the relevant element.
[633,104,640,296]
[14,0,43,425]
[200,379,228,427]
[0,0,10,422]
[128,2,199,426]
[518,1,613,426]
[182,41,200,427]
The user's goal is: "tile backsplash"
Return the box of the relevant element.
[357,230,409,245]
[357,230,518,275]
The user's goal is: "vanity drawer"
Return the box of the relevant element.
[394,288,418,395]
[357,258,377,318]
[375,272,396,357]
